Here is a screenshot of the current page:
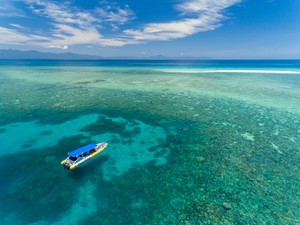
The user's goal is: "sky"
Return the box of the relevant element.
[0,0,299,59]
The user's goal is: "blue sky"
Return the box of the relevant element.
[0,0,299,58]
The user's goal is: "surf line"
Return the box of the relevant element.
[159,69,300,74]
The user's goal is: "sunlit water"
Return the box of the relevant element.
[0,60,299,225]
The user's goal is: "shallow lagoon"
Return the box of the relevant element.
[0,60,299,224]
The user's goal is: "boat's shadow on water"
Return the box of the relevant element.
[66,155,110,181]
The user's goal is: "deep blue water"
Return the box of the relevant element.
[1,59,300,70]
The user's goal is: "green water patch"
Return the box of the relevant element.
[0,72,299,224]
[74,97,299,225]
[0,109,170,180]
[77,110,299,224]
[0,135,99,224]
[0,114,99,156]
[0,109,173,224]
[80,114,169,180]
[80,115,129,136]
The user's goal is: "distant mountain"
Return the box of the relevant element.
[146,55,212,60]
[146,54,170,59]
[0,49,212,60]
[0,49,101,60]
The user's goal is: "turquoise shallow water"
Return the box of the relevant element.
[0,60,299,224]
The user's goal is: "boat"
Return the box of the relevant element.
[61,142,108,170]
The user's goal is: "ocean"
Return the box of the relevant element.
[0,60,299,224]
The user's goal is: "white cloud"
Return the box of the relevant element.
[177,0,240,14]
[96,4,135,24]
[46,45,69,50]
[95,2,135,32]
[0,1,26,17]
[0,27,29,44]
[27,0,134,28]
[47,23,132,47]
[0,27,49,44]
[25,0,135,47]
[10,23,26,29]
[51,24,102,45]
[27,0,98,26]
[124,0,241,41]
[1,0,241,48]
[124,14,221,41]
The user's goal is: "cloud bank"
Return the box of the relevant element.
[0,0,241,49]
[124,0,240,41]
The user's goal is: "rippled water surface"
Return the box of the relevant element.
[0,60,299,225]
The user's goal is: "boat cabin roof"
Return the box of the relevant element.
[68,143,97,157]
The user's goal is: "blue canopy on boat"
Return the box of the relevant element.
[68,143,97,157]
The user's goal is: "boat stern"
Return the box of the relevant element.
[63,162,71,170]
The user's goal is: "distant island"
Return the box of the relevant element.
[0,49,212,60]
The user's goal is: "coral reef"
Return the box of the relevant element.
[0,63,299,225]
